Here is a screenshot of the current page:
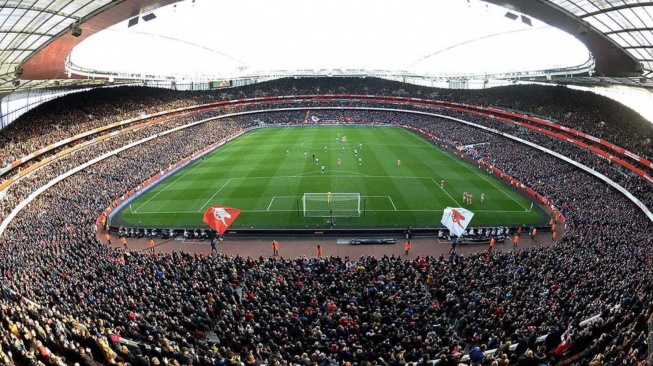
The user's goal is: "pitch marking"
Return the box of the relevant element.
[197,178,232,212]
[431,178,462,206]
[266,197,276,211]
[405,130,528,210]
[387,196,398,211]
[132,159,204,213]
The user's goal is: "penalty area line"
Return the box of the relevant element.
[387,196,398,211]
[197,178,232,212]
[267,197,276,211]
[431,178,462,207]
[132,160,204,213]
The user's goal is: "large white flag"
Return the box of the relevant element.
[441,207,475,237]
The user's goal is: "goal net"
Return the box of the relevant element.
[302,193,361,218]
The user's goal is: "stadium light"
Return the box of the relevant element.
[505,12,518,20]
[142,12,157,21]
[71,23,82,37]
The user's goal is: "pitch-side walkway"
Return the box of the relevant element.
[98,226,564,259]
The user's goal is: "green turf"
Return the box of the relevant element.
[112,126,549,229]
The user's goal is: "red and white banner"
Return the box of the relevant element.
[203,206,242,235]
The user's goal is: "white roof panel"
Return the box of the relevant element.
[548,0,596,15]
[609,33,631,47]
[639,48,653,58]
[586,16,613,32]
[630,31,652,46]
[593,13,623,30]
[621,8,647,28]
[627,48,645,59]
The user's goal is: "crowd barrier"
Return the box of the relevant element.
[431,102,653,185]
[468,104,653,170]
[423,111,653,222]
[0,136,155,237]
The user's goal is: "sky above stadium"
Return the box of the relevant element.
[69,0,591,79]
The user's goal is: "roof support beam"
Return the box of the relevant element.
[0,30,52,37]
[604,28,653,35]
[623,46,653,49]
[2,48,38,52]
[581,2,653,18]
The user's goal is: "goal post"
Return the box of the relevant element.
[302,193,361,218]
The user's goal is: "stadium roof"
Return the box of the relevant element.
[550,0,653,73]
[487,0,653,85]
[0,0,178,92]
[67,0,591,80]
[1,0,653,93]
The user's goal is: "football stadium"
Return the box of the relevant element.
[1,1,653,366]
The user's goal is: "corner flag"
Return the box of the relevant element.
[203,206,242,235]
[441,207,474,237]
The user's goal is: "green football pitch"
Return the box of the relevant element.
[112,125,549,229]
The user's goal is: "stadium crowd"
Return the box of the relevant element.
[4,78,652,175]
[0,80,652,366]
[0,109,229,223]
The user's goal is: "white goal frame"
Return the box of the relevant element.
[302,193,361,218]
